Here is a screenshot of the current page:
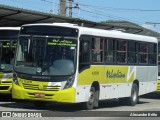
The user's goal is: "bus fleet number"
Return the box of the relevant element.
[92,71,99,75]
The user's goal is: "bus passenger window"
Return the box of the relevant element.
[92,38,104,63]
[128,41,137,64]
[149,54,156,64]
[138,42,148,64]
[79,39,90,71]
[148,43,157,64]
[139,54,147,63]
[116,40,127,64]
[105,52,114,63]
[105,38,116,64]
[117,52,126,63]
[79,41,89,62]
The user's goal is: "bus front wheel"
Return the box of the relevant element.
[127,83,139,106]
[84,86,99,110]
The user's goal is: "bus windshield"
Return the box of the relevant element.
[14,35,77,76]
[0,30,18,72]
[0,30,19,40]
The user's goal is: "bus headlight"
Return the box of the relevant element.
[64,76,75,89]
[13,73,19,85]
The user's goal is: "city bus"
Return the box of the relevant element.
[12,23,158,109]
[0,27,20,94]
[157,38,160,92]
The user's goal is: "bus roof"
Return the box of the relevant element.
[0,27,20,30]
[21,23,157,43]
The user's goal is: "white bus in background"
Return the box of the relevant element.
[12,23,158,109]
[0,27,20,94]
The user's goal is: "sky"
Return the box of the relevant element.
[0,0,160,32]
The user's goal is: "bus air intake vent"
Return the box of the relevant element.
[22,83,60,91]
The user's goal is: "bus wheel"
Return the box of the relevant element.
[84,86,99,110]
[127,83,139,106]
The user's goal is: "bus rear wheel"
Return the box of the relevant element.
[127,83,139,106]
[84,86,99,110]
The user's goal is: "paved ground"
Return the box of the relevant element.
[0,92,160,120]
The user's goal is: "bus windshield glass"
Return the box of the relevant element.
[0,30,18,72]
[0,30,19,40]
[14,35,77,76]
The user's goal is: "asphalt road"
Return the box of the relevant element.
[0,93,160,120]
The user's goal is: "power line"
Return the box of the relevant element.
[41,0,52,3]
[3,0,160,29]
[76,5,144,25]
[71,1,160,26]
[71,1,160,24]
[72,2,160,12]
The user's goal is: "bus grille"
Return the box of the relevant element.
[1,81,12,84]
[22,83,60,91]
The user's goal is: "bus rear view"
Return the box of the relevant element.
[0,27,20,94]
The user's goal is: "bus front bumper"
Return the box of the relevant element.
[12,83,76,103]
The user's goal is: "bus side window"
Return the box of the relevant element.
[79,36,91,71]
[116,40,127,64]
[106,52,113,63]
[92,37,104,63]
[128,41,137,64]
[148,43,157,64]
[105,38,116,64]
[128,57,133,63]
[138,42,148,64]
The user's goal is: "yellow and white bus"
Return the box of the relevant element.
[0,27,20,94]
[12,23,158,109]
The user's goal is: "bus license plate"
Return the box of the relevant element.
[35,93,45,97]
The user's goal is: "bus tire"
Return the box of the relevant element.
[127,83,139,106]
[84,86,99,110]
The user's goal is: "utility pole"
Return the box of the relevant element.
[69,0,73,17]
[59,0,66,16]
[52,0,54,14]
[66,0,79,18]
